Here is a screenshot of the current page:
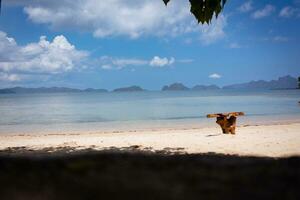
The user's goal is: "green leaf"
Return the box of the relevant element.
[163,0,170,6]
[163,0,227,24]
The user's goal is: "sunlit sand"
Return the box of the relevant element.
[1,122,299,157]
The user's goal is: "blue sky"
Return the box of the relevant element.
[0,0,299,90]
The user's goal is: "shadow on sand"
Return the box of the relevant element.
[206,133,223,137]
[0,146,299,200]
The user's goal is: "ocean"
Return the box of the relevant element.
[0,89,300,134]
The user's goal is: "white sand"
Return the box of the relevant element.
[0,123,299,157]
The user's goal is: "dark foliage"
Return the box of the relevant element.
[164,0,227,24]
[0,148,299,200]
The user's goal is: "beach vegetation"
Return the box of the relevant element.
[163,0,227,24]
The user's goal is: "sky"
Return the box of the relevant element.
[0,0,299,90]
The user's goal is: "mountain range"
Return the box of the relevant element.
[223,75,298,90]
[162,75,298,91]
[113,86,144,92]
[0,75,298,94]
[0,87,108,94]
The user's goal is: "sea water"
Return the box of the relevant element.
[0,89,300,134]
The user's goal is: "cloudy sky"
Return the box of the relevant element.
[0,0,299,89]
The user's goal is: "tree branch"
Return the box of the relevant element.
[163,0,227,24]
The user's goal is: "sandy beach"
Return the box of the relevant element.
[1,122,299,157]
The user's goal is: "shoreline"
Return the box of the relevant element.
[1,122,300,158]
[1,115,300,136]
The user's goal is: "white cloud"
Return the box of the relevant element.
[209,73,222,79]
[262,36,290,43]
[101,64,113,70]
[229,42,242,49]
[0,72,21,82]
[0,31,185,77]
[273,36,289,42]
[252,5,275,19]
[238,1,253,13]
[0,31,18,62]
[199,15,227,45]
[99,56,176,70]
[6,0,227,44]
[19,0,192,39]
[279,6,297,18]
[150,56,175,67]
[0,31,88,74]
[99,56,148,70]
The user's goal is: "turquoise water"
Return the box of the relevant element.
[0,89,300,134]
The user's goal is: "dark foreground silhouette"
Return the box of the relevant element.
[0,147,299,200]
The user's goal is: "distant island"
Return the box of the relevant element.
[163,75,298,91]
[83,88,108,93]
[113,86,145,92]
[0,75,298,94]
[0,89,15,94]
[0,87,108,94]
[192,85,220,90]
[162,83,189,91]
[162,83,220,91]
[223,75,298,90]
